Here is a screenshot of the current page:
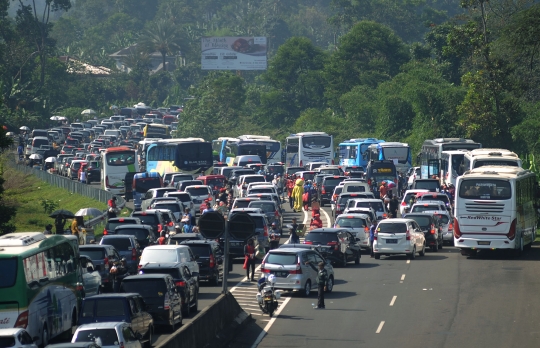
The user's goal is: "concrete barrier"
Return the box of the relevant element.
[156,292,252,348]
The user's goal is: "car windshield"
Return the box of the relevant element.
[142,249,178,263]
[266,253,298,265]
[116,228,149,241]
[248,202,275,213]
[75,329,118,345]
[0,337,15,347]
[186,245,211,257]
[335,217,367,229]
[305,232,337,244]
[459,179,511,200]
[405,216,431,229]
[0,259,17,288]
[79,249,105,260]
[121,279,167,297]
[133,215,158,225]
[354,201,384,212]
[378,223,407,233]
[186,187,209,196]
[411,205,440,213]
[101,238,132,251]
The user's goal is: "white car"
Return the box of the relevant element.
[400,189,429,216]
[407,167,421,189]
[72,322,142,348]
[234,174,266,197]
[247,184,278,196]
[410,201,447,214]
[341,181,370,194]
[333,213,372,250]
[373,218,426,259]
[343,207,377,224]
[0,328,37,348]
[344,198,387,220]
[184,185,213,214]
[139,245,200,283]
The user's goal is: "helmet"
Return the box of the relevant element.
[267,274,276,284]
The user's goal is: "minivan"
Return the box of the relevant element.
[233,155,262,167]
[139,245,200,283]
[132,172,163,211]
[26,136,49,157]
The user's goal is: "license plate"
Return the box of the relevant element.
[264,296,273,301]
[119,190,125,194]
[386,239,398,244]
[231,242,240,246]
[271,271,288,277]
[478,241,491,245]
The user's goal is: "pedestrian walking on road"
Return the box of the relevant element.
[389,194,399,218]
[287,176,295,209]
[369,220,377,257]
[244,239,256,281]
[289,217,300,244]
[316,262,327,309]
[292,179,304,212]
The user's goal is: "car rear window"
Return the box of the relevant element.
[122,279,167,297]
[167,193,191,202]
[79,249,105,260]
[169,235,200,244]
[134,178,161,193]
[345,185,366,192]
[106,221,136,231]
[265,253,298,265]
[302,173,316,181]
[141,249,179,263]
[419,194,449,203]
[377,223,408,233]
[92,298,126,317]
[323,178,344,186]
[250,188,274,194]
[139,268,181,278]
[354,201,385,212]
[186,245,211,257]
[435,215,450,224]
[335,217,367,229]
[243,176,265,184]
[186,187,209,196]
[305,232,338,244]
[319,169,341,176]
[0,337,15,347]
[248,202,275,213]
[75,329,118,345]
[116,228,149,240]
[101,238,132,251]
[250,216,265,228]
[154,203,181,213]
[133,215,158,225]
[411,205,440,213]
[233,200,251,209]
[405,216,431,229]
[338,196,354,205]
[172,175,193,183]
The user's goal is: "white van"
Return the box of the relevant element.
[305,162,327,171]
[342,181,370,194]
[233,155,262,167]
[104,129,121,138]
[235,174,266,197]
[25,136,49,157]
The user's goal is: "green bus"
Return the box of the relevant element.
[0,232,83,346]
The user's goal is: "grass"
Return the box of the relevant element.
[3,164,131,233]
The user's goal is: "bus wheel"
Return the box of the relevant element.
[41,325,49,348]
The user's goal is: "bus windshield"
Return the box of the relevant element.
[106,151,136,166]
[459,179,511,200]
[302,136,331,149]
[382,147,409,163]
[473,160,519,168]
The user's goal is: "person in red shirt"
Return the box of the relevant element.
[287,176,295,209]
[107,196,118,219]
[310,214,323,230]
[379,182,388,199]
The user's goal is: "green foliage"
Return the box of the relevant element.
[39,199,59,214]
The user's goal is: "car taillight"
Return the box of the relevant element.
[406,231,411,241]
[448,223,453,231]
[263,226,268,237]
[120,342,124,348]
[300,160,303,167]
[14,310,28,328]
[304,241,313,245]
[105,175,110,188]
[103,228,108,235]
[131,248,137,261]
[158,224,163,233]
[401,202,406,206]
[168,221,174,227]
[138,264,142,270]
[507,218,517,240]
[327,241,339,250]
[175,281,186,287]
[454,219,461,238]
[290,262,302,274]
[261,262,270,273]
[274,210,279,217]
[331,159,334,165]
[374,232,378,241]
[430,224,435,234]
[104,257,109,270]
[322,186,326,194]
[209,254,215,268]
[164,292,170,310]
[76,282,84,291]
[383,213,387,218]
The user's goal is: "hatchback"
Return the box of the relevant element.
[373,218,426,260]
[99,235,141,274]
[319,176,347,206]
[79,245,123,290]
[121,275,183,330]
[304,228,361,266]
[164,192,194,212]
[131,210,168,236]
[137,263,199,316]
[333,193,375,221]
[345,198,388,220]
[261,247,335,297]
[400,189,430,215]
[72,322,142,348]
[140,188,178,211]
[152,200,184,221]
[333,214,371,250]
[184,185,213,214]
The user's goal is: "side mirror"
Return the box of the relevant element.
[194,255,199,260]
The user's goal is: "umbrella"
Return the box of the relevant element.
[387,182,396,189]
[50,115,67,121]
[49,209,75,219]
[29,154,43,160]
[75,208,103,218]
[45,157,57,163]
[20,126,30,131]
[110,105,119,110]
[81,109,96,115]
[6,132,14,136]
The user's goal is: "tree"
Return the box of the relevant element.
[0,98,17,235]
[139,19,182,72]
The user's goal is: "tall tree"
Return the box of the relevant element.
[139,19,181,72]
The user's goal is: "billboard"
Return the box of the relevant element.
[201,37,267,71]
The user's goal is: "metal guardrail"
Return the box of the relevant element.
[6,158,126,228]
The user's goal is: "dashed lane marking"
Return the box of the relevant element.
[376,321,385,334]
[389,296,397,306]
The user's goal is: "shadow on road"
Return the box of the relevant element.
[325,291,357,299]
[415,255,448,261]
[463,246,540,261]
[277,315,313,320]
[197,292,222,301]
[334,279,348,285]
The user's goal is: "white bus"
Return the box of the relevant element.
[420,138,481,179]
[463,148,521,171]
[102,146,139,195]
[440,150,468,187]
[285,132,334,167]
[367,142,412,174]
[237,135,282,165]
[454,166,537,257]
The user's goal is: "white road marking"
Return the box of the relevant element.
[320,206,332,227]
[401,274,406,281]
[376,321,385,334]
[389,296,397,306]
[302,209,308,225]
[406,260,410,264]
[250,297,292,348]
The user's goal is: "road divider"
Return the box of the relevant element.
[156,292,252,348]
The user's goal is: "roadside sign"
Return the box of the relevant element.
[198,212,225,239]
[228,213,256,241]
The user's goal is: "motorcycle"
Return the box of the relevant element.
[256,275,281,317]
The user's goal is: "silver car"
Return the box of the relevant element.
[261,246,335,297]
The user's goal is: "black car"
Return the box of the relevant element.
[137,264,198,317]
[286,166,305,176]
[319,176,347,206]
[304,228,361,267]
[84,161,101,184]
[181,240,223,286]
[114,224,157,248]
[121,274,182,330]
[131,210,168,236]
[79,245,126,290]
[168,233,204,245]
[176,180,204,191]
[402,213,443,251]
[103,217,142,235]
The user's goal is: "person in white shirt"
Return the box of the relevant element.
[80,169,87,184]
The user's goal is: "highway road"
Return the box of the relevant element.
[228,204,540,348]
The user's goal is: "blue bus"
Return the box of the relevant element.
[367,142,412,174]
[338,138,384,170]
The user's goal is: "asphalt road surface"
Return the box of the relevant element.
[228,203,540,348]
